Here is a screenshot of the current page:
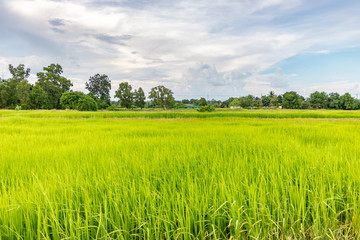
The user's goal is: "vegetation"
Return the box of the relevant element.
[0,63,359,111]
[148,85,175,109]
[0,110,360,239]
[60,91,98,111]
[85,73,112,109]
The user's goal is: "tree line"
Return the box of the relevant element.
[1,63,359,111]
[0,64,175,111]
[220,91,360,110]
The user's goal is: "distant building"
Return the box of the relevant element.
[230,106,242,109]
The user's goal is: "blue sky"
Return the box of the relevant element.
[1,0,360,100]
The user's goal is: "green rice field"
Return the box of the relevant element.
[1,110,360,239]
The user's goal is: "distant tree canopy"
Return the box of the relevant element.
[149,85,175,109]
[115,82,134,109]
[36,64,73,109]
[1,62,360,111]
[134,87,146,109]
[85,73,111,109]
[282,91,303,109]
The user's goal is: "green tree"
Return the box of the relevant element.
[239,95,255,108]
[16,80,32,109]
[85,73,111,109]
[221,97,234,108]
[328,92,341,109]
[115,82,133,109]
[134,87,146,109]
[0,78,10,108]
[29,84,48,109]
[198,97,207,106]
[36,64,72,109]
[6,64,31,107]
[309,91,328,108]
[261,96,271,107]
[229,98,240,107]
[340,93,355,110]
[148,85,175,109]
[60,91,97,111]
[282,91,303,109]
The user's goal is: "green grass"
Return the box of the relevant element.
[1,109,360,119]
[0,110,360,239]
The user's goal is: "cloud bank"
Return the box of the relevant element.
[1,0,360,99]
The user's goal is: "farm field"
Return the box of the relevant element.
[1,110,360,239]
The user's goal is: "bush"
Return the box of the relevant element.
[197,105,215,112]
[77,95,98,111]
[60,92,97,111]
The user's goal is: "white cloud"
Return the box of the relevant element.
[1,0,360,99]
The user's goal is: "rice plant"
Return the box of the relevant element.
[0,111,359,239]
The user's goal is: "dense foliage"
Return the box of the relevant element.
[0,63,359,111]
[60,91,97,111]
[85,73,111,109]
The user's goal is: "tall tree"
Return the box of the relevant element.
[261,96,271,107]
[29,84,48,109]
[340,93,355,110]
[134,87,146,109]
[115,82,133,109]
[328,92,341,109]
[85,73,111,108]
[308,91,328,109]
[0,78,9,108]
[16,80,32,108]
[36,64,72,109]
[148,85,174,109]
[198,97,207,106]
[6,64,31,107]
[282,91,303,109]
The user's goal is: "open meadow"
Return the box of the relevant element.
[1,110,360,239]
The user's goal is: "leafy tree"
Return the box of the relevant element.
[354,99,360,110]
[198,97,207,106]
[77,95,98,111]
[0,79,10,108]
[6,64,32,107]
[134,87,146,109]
[221,97,234,108]
[16,80,32,109]
[29,84,48,109]
[282,91,303,109]
[328,92,341,109]
[189,99,199,105]
[239,95,255,108]
[36,64,72,109]
[229,98,240,107]
[115,82,133,109]
[60,91,97,111]
[85,74,111,108]
[261,96,271,107]
[340,93,355,110]
[148,85,175,109]
[309,91,328,108]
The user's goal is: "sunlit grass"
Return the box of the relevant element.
[0,111,360,239]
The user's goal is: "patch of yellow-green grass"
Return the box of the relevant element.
[0,112,360,239]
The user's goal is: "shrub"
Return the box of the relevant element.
[60,92,97,111]
[197,105,215,112]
